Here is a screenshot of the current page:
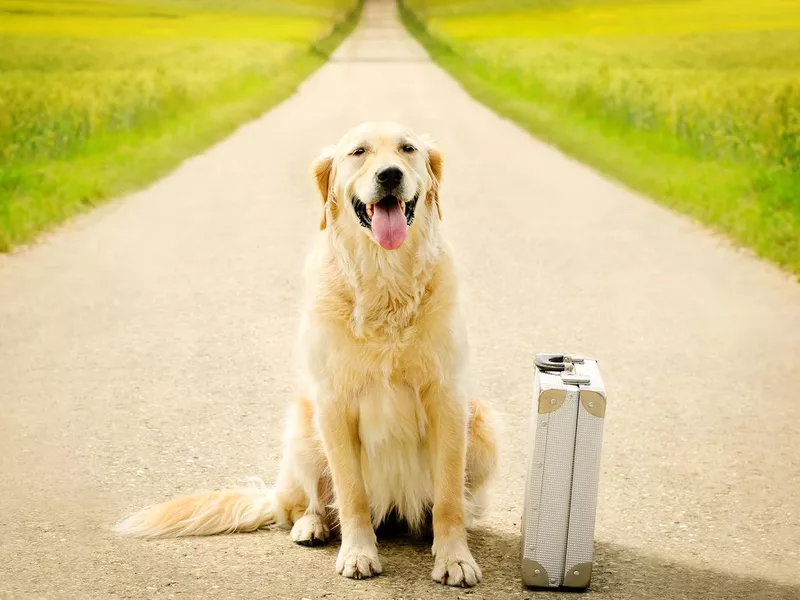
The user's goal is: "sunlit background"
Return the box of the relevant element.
[1,0,798,274]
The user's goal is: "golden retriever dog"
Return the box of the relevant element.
[114,121,499,587]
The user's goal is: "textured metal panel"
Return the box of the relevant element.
[522,372,579,587]
[563,387,605,587]
[521,371,542,563]
[535,390,578,586]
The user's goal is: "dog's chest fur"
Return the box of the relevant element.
[303,236,464,530]
[358,379,433,530]
[330,289,445,529]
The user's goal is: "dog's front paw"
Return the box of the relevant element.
[336,537,382,579]
[290,514,329,547]
[431,539,482,587]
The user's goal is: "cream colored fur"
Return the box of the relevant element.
[114,122,499,588]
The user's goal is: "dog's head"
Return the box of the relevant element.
[311,121,443,250]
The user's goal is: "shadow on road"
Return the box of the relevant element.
[591,541,798,600]
[365,525,800,599]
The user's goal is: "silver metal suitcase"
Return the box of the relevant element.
[521,353,607,589]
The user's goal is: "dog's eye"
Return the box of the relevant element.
[402,144,416,153]
[351,148,366,156]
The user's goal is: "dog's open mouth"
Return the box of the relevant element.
[353,193,418,250]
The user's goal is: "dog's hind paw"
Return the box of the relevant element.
[290,514,330,547]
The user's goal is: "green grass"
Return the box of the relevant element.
[402,0,800,275]
[0,0,360,251]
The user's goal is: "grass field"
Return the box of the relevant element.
[0,0,359,251]
[402,0,800,275]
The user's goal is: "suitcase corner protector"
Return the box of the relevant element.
[521,559,550,587]
[564,562,593,589]
[580,390,606,418]
[537,388,568,414]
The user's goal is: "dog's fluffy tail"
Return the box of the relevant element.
[113,478,278,538]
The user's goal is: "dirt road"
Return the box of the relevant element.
[2,1,799,598]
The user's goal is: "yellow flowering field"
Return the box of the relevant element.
[0,0,358,250]
[402,0,800,274]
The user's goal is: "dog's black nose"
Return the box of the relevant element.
[376,166,403,188]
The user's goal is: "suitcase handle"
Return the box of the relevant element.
[535,354,568,372]
[534,353,585,373]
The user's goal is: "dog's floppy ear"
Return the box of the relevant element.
[311,146,335,230]
[420,134,443,219]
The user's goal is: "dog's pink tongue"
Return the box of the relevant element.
[371,201,407,250]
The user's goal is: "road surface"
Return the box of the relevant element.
[1,1,799,598]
